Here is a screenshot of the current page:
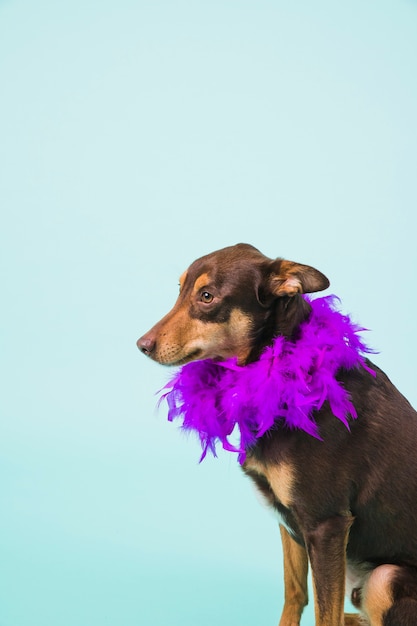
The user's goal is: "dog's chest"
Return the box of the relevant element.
[243,456,296,510]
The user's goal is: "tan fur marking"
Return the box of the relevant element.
[229,309,252,332]
[272,260,303,296]
[193,273,211,294]
[279,525,309,626]
[245,458,295,508]
[265,462,295,508]
[362,565,396,625]
[183,310,253,363]
[183,318,227,353]
[179,271,187,291]
[343,614,368,626]
[227,309,253,364]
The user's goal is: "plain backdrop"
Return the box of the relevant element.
[1,1,417,624]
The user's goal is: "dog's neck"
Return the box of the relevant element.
[247,295,312,364]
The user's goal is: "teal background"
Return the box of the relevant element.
[1,1,417,624]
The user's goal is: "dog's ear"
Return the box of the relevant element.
[267,259,330,297]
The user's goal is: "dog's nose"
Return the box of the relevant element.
[137,334,156,356]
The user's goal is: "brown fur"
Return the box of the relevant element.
[138,243,417,625]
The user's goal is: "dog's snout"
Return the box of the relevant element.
[137,334,156,356]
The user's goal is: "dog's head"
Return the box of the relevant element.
[137,243,329,366]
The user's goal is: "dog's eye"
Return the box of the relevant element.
[200,291,214,303]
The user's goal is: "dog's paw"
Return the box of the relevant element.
[278,610,301,626]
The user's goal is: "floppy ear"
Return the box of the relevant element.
[268,259,330,297]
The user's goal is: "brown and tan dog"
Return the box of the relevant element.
[137,243,417,625]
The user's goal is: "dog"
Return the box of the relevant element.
[137,243,417,625]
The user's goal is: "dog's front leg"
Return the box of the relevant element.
[305,515,354,626]
[278,525,309,626]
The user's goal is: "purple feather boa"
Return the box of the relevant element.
[159,296,375,464]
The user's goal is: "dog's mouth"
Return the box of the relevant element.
[169,350,240,367]
[169,349,203,366]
